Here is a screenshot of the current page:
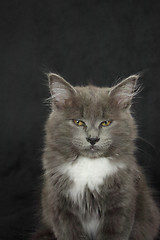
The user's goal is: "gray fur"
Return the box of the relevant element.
[35,73,160,240]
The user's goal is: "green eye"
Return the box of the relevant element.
[101,120,112,127]
[73,119,85,127]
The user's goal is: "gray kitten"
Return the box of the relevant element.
[33,73,160,240]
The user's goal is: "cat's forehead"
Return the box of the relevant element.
[74,86,111,118]
[75,85,109,99]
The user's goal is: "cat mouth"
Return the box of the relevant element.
[88,145,99,152]
[90,146,96,151]
[83,145,104,158]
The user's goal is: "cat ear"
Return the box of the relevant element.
[48,73,77,109]
[109,75,140,109]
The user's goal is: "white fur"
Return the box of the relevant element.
[59,156,125,203]
[81,214,99,239]
[58,156,125,238]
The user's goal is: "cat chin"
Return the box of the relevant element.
[85,153,104,158]
[81,149,105,158]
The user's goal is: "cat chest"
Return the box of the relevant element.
[59,157,125,238]
[80,213,100,239]
[60,156,125,202]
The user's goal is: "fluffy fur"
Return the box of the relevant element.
[33,73,160,240]
[58,157,126,204]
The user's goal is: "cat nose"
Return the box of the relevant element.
[86,137,100,145]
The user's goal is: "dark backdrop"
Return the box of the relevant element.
[0,0,160,239]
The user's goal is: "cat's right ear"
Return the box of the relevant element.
[48,73,77,109]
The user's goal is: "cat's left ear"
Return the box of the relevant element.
[109,75,140,109]
[48,73,77,109]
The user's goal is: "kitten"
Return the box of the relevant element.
[33,73,160,240]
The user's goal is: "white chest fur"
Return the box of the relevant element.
[58,156,125,238]
[80,214,100,239]
[59,156,125,203]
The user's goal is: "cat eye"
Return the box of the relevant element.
[72,119,85,127]
[100,120,112,127]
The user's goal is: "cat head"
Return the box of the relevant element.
[46,73,140,159]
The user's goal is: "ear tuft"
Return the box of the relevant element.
[109,74,140,109]
[48,73,76,109]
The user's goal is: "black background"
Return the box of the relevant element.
[0,0,160,239]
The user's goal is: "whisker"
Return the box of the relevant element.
[137,136,157,151]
